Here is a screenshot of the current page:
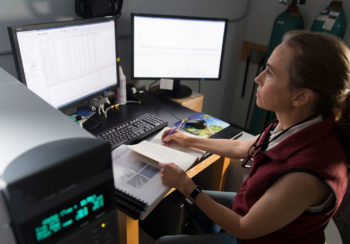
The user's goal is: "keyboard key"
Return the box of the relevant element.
[97,113,167,149]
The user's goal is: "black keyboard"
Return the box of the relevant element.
[97,113,168,149]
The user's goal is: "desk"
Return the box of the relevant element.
[117,154,231,244]
[86,91,239,244]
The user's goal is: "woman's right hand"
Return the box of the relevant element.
[161,128,189,147]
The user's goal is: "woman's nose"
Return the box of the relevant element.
[254,71,264,84]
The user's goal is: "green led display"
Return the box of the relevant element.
[34,193,105,242]
[60,207,73,217]
[83,194,105,211]
[75,206,88,221]
[62,219,73,228]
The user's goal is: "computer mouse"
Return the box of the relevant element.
[184,119,207,129]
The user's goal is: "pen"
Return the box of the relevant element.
[167,120,184,137]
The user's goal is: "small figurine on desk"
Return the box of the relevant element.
[156,30,350,244]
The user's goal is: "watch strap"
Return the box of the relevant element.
[186,185,202,205]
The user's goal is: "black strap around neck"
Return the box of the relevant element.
[260,115,315,151]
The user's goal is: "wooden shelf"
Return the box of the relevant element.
[150,87,204,112]
[169,92,204,112]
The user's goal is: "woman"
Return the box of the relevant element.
[156,30,350,244]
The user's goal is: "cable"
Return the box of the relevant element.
[103,101,142,118]
[241,53,251,99]
[244,57,265,130]
[126,100,142,104]
[0,50,12,56]
[103,104,120,118]
[157,108,183,122]
[198,80,201,93]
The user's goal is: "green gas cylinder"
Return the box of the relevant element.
[311,1,347,39]
[248,3,304,135]
[265,3,304,63]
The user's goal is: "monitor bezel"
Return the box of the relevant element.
[8,17,119,111]
[131,13,228,81]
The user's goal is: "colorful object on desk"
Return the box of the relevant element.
[75,109,95,119]
[68,115,79,122]
[178,112,230,138]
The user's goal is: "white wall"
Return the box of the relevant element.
[0,0,77,76]
[229,0,350,128]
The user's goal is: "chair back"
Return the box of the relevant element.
[333,171,350,243]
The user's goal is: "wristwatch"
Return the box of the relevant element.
[185,185,202,205]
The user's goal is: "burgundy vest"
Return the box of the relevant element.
[232,118,348,244]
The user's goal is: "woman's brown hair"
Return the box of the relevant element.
[283,30,350,159]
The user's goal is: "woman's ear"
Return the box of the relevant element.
[292,88,315,107]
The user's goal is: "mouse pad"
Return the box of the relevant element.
[176,112,230,138]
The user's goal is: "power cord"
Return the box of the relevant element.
[157,108,183,122]
[125,100,142,105]
[198,79,201,93]
[103,101,142,118]
[103,104,120,118]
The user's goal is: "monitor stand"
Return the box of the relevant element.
[157,79,192,99]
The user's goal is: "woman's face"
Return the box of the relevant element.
[254,43,296,114]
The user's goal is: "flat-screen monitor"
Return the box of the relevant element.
[132,13,227,98]
[8,17,118,110]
